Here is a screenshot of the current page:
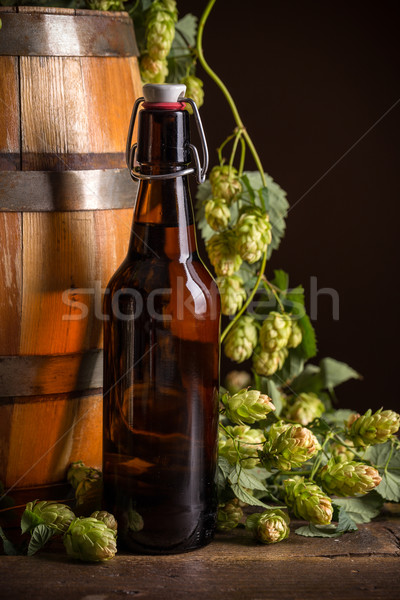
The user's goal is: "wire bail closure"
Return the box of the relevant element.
[125,97,209,185]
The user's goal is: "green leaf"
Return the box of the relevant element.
[166,16,198,84]
[298,314,317,360]
[333,492,383,524]
[258,377,283,415]
[21,508,43,535]
[270,269,289,292]
[173,14,198,47]
[240,174,256,202]
[295,523,340,538]
[231,483,275,509]
[319,358,361,389]
[27,524,54,557]
[336,507,358,533]
[216,456,232,491]
[365,441,400,502]
[323,409,357,427]
[0,526,19,556]
[274,347,305,384]
[231,465,268,492]
[290,364,323,394]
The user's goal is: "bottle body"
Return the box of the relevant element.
[103,107,220,553]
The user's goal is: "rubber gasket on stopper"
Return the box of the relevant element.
[142,102,186,110]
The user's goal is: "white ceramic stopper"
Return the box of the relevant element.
[143,83,187,103]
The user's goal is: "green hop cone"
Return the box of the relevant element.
[284,476,333,525]
[67,461,102,489]
[221,388,275,425]
[209,165,242,205]
[21,500,75,535]
[150,0,178,21]
[67,461,102,514]
[260,311,292,352]
[318,458,382,497]
[284,392,325,426]
[234,207,272,264]
[217,499,243,531]
[205,197,231,232]
[252,346,288,377]
[217,275,247,316]
[330,439,355,462]
[246,509,290,544]
[64,517,117,562]
[181,75,204,111]
[85,0,125,9]
[224,315,258,363]
[206,231,242,277]
[90,511,118,532]
[261,421,319,471]
[219,425,266,469]
[348,408,400,447]
[146,8,176,61]
[140,54,168,84]
[287,320,303,348]
[224,370,252,395]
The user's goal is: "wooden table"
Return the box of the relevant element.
[1,518,399,600]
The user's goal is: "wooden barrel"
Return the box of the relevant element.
[0,6,141,514]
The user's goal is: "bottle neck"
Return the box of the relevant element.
[128,174,197,260]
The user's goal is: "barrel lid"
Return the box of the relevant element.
[143,83,186,103]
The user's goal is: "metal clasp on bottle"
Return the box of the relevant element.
[125,97,209,185]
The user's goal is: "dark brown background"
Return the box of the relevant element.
[185,0,400,412]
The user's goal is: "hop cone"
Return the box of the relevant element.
[90,511,118,532]
[287,320,302,349]
[225,370,252,395]
[330,439,355,462]
[146,4,177,61]
[318,458,382,497]
[284,477,333,525]
[246,509,290,544]
[261,421,319,471]
[21,500,75,534]
[217,275,247,316]
[222,388,275,425]
[64,517,117,562]
[206,231,242,277]
[140,54,168,84]
[217,499,243,531]
[67,461,102,489]
[348,408,400,447]
[252,346,287,377]
[260,311,292,353]
[181,75,204,111]
[86,0,124,9]
[234,207,272,263]
[68,461,102,513]
[209,165,242,205]
[219,425,266,469]
[224,315,258,363]
[205,197,231,232]
[285,392,325,426]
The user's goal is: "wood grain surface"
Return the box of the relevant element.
[0,519,399,600]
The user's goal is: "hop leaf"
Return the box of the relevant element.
[217,275,247,316]
[90,511,118,532]
[246,509,290,544]
[219,425,266,469]
[221,388,276,425]
[209,165,242,205]
[318,458,382,497]
[64,517,117,562]
[260,311,292,353]
[21,501,75,535]
[224,315,258,363]
[205,197,231,232]
[206,231,242,277]
[284,477,333,525]
[234,207,272,263]
[217,499,243,531]
[252,346,288,377]
[284,392,325,426]
[261,421,320,471]
[348,408,400,447]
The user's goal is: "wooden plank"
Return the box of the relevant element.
[0,56,20,171]
[81,56,141,157]
[0,521,399,599]
[3,391,102,488]
[0,213,22,355]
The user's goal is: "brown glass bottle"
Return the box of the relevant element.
[103,92,220,554]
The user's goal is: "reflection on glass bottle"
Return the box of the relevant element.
[103,85,220,554]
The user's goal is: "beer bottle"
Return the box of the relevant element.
[103,84,220,554]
